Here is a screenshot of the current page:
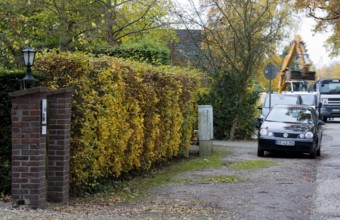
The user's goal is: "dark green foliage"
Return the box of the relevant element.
[0,70,25,195]
[92,40,170,65]
[199,72,259,140]
[234,90,260,139]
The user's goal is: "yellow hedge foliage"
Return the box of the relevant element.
[35,51,201,190]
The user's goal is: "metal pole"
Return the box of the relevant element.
[269,79,272,109]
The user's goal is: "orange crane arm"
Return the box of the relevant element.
[295,35,312,74]
[277,34,315,93]
[277,39,297,93]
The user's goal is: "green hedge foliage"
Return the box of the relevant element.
[199,72,259,140]
[92,40,170,66]
[35,51,201,193]
[0,70,22,195]
[0,69,47,195]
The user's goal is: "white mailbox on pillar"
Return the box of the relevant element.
[41,99,47,135]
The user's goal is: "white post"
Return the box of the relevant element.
[198,105,213,157]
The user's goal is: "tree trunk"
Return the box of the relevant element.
[229,113,238,140]
[229,90,245,140]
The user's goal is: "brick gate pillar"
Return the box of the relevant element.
[47,87,73,203]
[9,87,49,209]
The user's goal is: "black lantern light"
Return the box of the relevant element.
[22,45,37,81]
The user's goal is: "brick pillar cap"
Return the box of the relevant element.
[9,86,50,98]
[49,87,73,95]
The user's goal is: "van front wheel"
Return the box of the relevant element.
[257,149,264,157]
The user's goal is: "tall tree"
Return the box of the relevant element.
[0,0,173,67]
[91,0,173,46]
[173,0,292,139]
[317,63,340,78]
[293,0,340,57]
[0,0,32,66]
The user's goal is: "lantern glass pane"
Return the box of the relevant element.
[29,52,35,66]
[23,52,30,66]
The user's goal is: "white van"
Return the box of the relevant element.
[256,93,303,127]
[282,91,321,117]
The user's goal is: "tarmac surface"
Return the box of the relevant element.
[1,120,340,219]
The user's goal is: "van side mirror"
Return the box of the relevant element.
[255,118,263,128]
[318,120,325,125]
[257,106,263,110]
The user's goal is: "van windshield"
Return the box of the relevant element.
[264,95,299,107]
[266,107,313,124]
[300,95,315,106]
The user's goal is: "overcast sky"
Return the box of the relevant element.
[174,1,340,68]
[294,17,340,68]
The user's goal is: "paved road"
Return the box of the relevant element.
[214,119,340,219]
[313,119,340,219]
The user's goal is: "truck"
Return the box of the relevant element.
[277,34,316,93]
[314,78,340,122]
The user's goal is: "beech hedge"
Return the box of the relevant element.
[34,51,201,192]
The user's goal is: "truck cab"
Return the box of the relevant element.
[315,78,340,122]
